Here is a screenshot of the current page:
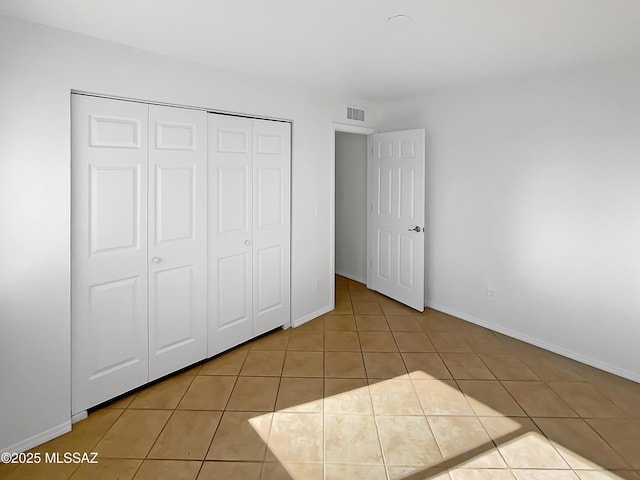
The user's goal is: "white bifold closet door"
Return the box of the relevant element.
[148,105,207,381]
[71,95,207,414]
[208,114,291,356]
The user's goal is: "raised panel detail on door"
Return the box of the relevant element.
[218,166,249,234]
[90,115,140,148]
[257,167,283,229]
[88,276,143,379]
[156,166,194,243]
[256,245,283,314]
[72,95,149,415]
[155,121,196,150]
[152,266,195,354]
[90,165,140,255]
[216,253,250,328]
[218,129,249,153]
[149,105,207,381]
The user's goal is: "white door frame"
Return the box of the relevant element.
[330,123,375,309]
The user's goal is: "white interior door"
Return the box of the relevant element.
[71,95,149,414]
[368,129,425,311]
[148,105,207,380]
[252,119,291,336]
[208,114,254,356]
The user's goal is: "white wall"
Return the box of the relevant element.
[377,59,640,381]
[0,15,376,453]
[335,132,368,283]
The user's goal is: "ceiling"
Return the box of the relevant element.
[2,0,640,102]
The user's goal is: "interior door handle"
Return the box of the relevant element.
[408,226,422,232]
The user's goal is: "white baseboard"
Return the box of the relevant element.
[426,301,640,384]
[71,411,88,424]
[293,305,333,328]
[1,420,71,455]
[335,270,366,285]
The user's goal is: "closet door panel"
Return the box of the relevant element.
[148,105,207,381]
[208,114,253,356]
[252,119,291,336]
[72,95,149,414]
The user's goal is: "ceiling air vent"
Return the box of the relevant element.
[347,106,365,122]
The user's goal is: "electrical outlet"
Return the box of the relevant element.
[487,286,496,302]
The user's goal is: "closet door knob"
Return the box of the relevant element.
[152,257,162,264]
[244,240,251,246]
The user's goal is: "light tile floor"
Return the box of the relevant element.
[2,276,640,479]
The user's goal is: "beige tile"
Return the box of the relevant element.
[325,414,384,464]
[359,332,398,352]
[96,409,172,458]
[227,376,280,411]
[440,354,495,380]
[249,329,290,350]
[587,419,640,468]
[134,460,201,480]
[336,290,351,303]
[449,469,514,480]
[199,349,248,375]
[324,378,373,414]
[511,471,579,480]
[376,415,443,467]
[349,288,379,301]
[70,458,141,480]
[517,352,584,381]
[106,393,138,409]
[380,299,416,315]
[502,381,578,417]
[591,378,640,418]
[149,411,221,460]
[287,330,323,351]
[402,353,453,380]
[129,375,194,409]
[386,315,423,331]
[275,377,323,413]
[355,314,390,331]
[388,467,452,480]
[324,314,357,331]
[533,417,629,470]
[178,376,236,410]
[6,462,81,480]
[178,364,203,376]
[198,461,262,480]
[363,352,408,378]
[369,379,422,415]
[457,380,525,416]
[479,417,568,469]
[241,351,286,376]
[332,302,354,315]
[413,380,474,415]
[282,351,324,377]
[393,331,436,352]
[207,411,272,461]
[464,331,516,354]
[575,471,640,480]
[324,352,366,378]
[429,332,474,353]
[478,354,538,380]
[295,316,325,331]
[261,462,323,480]
[352,301,383,315]
[34,408,124,454]
[428,416,506,468]
[548,382,627,418]
[265,413,323,463]
[325,331,360,351]
[325,464,386,480]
